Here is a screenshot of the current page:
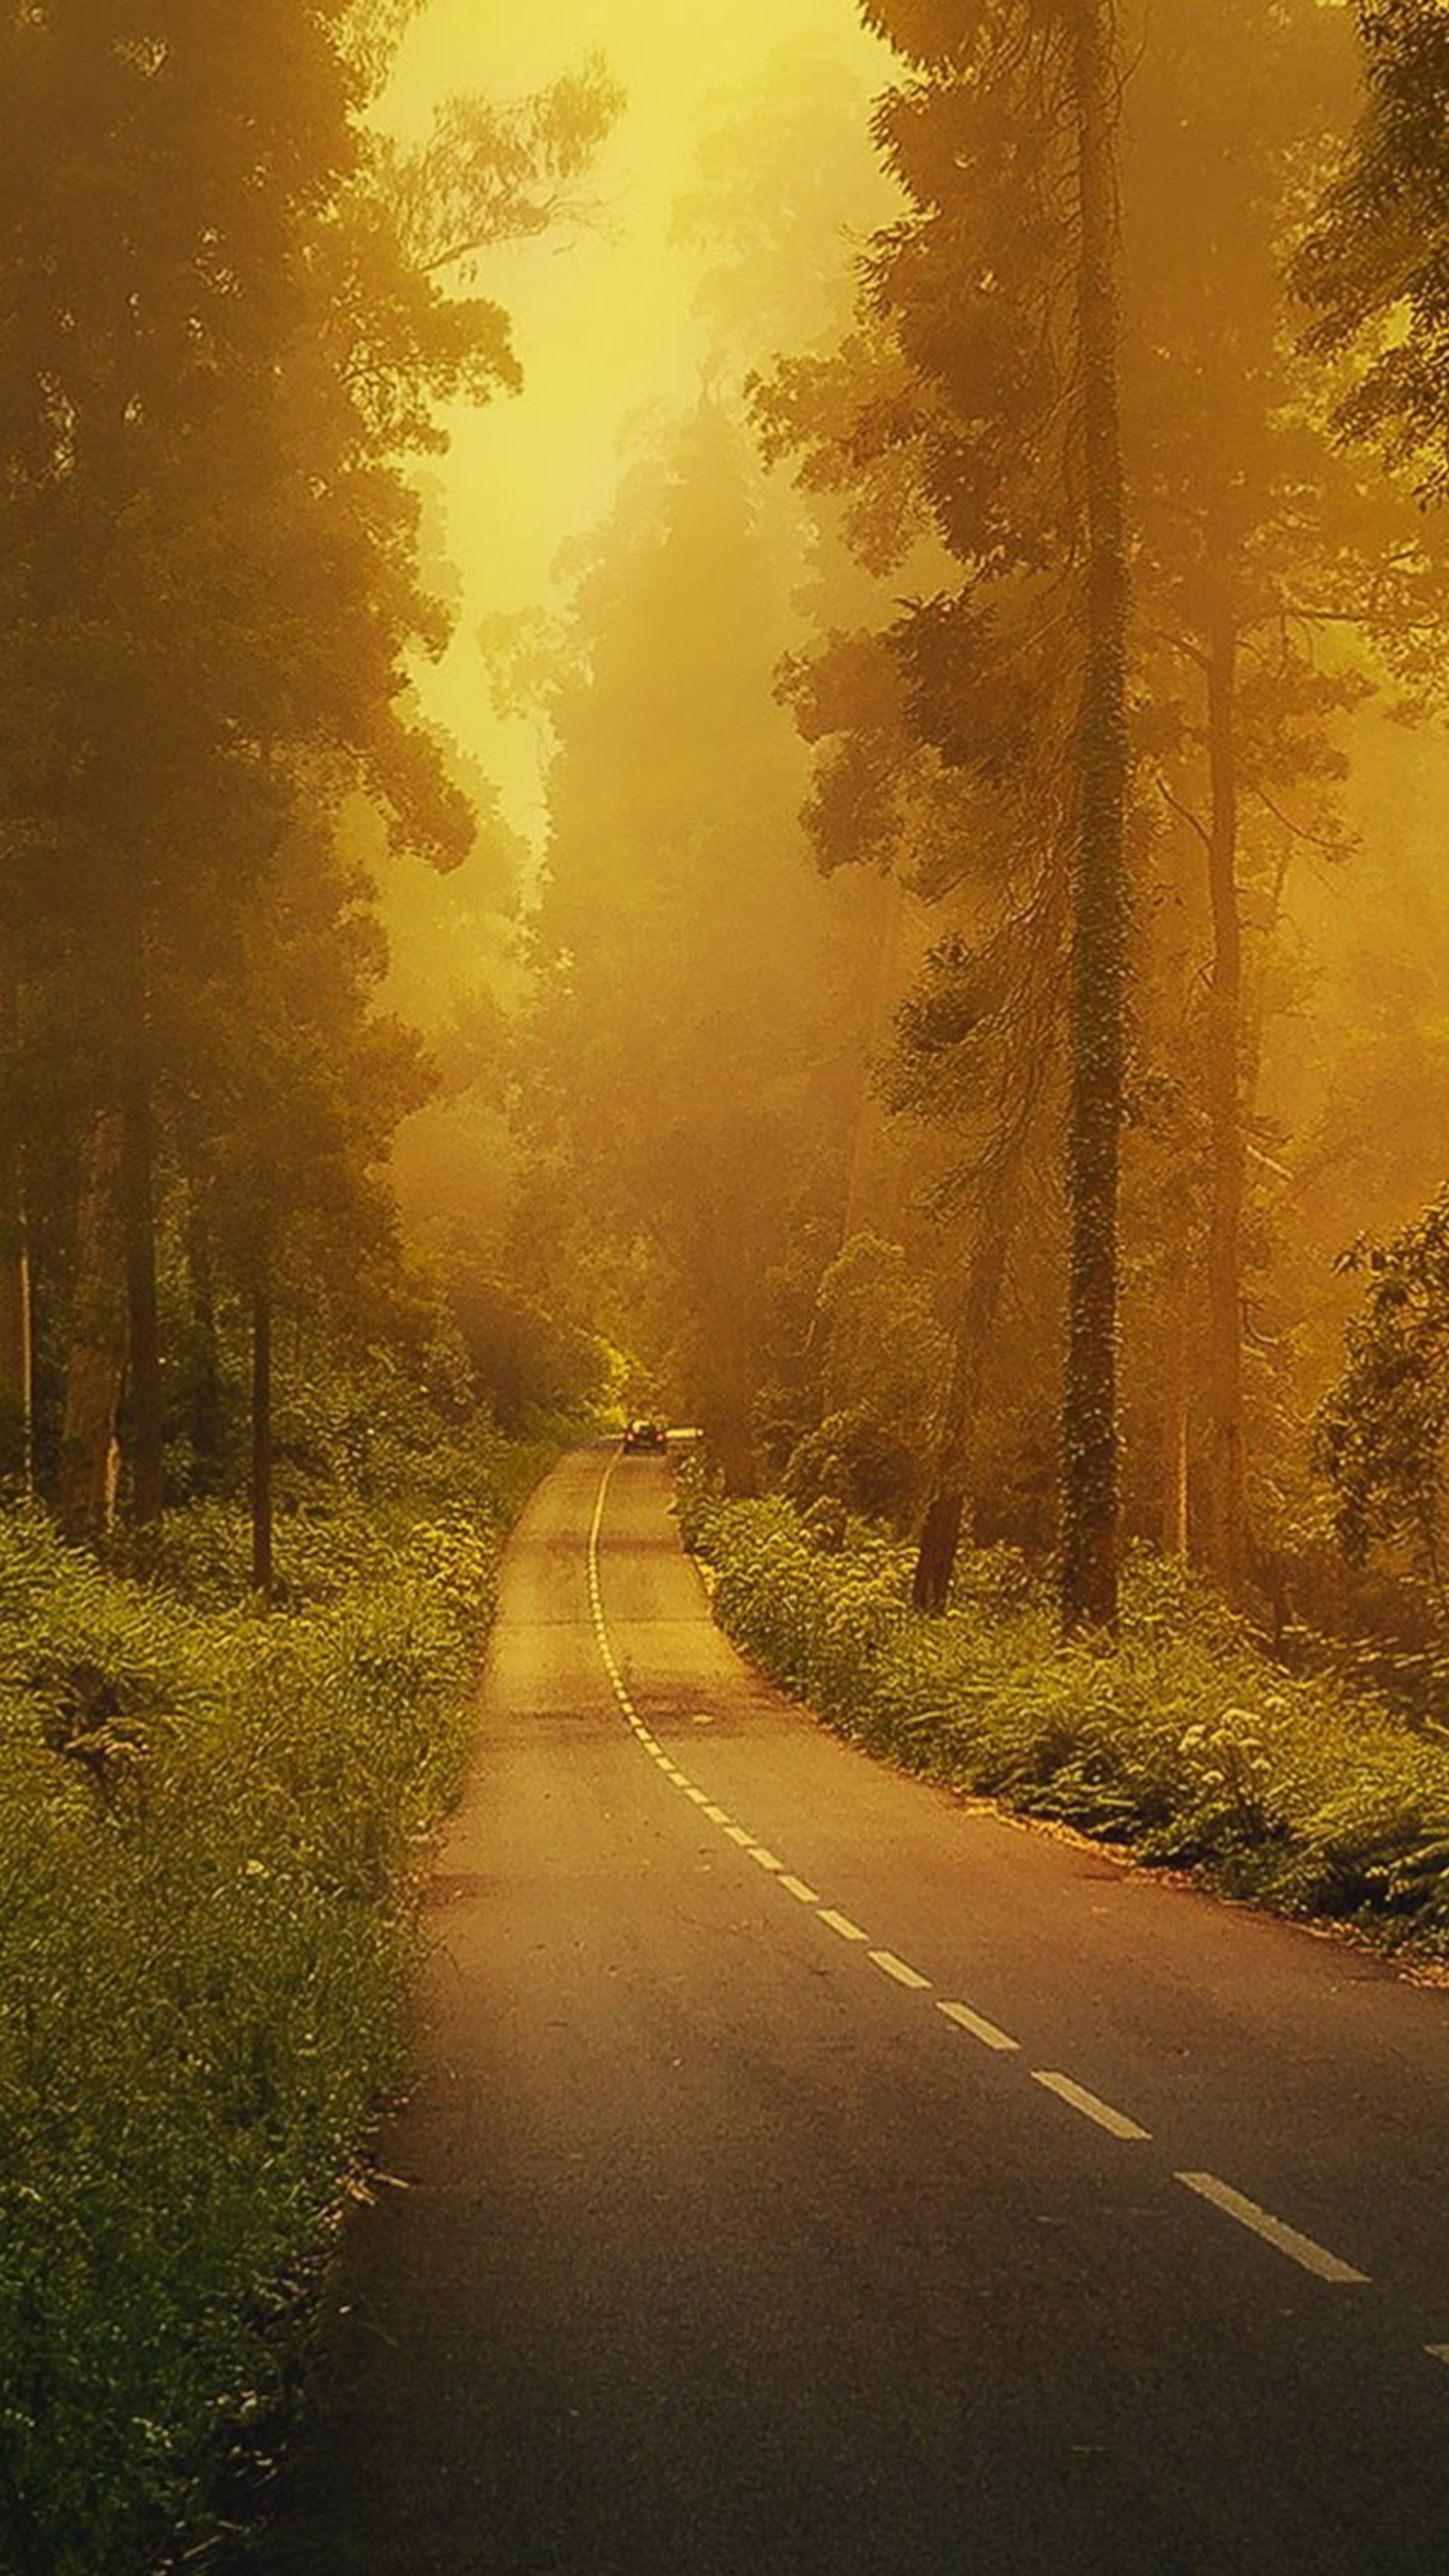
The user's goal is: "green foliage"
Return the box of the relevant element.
[777,1232,949,1525]
[446,1267,610,1433]
[0,2,619,1551]
[782,1407,926,1527]
[514,401,859,1482]
[0,1457,514,2574]
[691,1487,1449,1949]
[1298,0,1449,505]
[815,1232,948,1432]
[1317,1191,1449,1598]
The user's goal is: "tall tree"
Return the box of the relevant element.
[1060,0,1132,1635]
[515,405,852,1485]
[1124,0,1371,1602]
[765,1,1133,1628]
[1297,0,1449,507]
[0,3,618,1534]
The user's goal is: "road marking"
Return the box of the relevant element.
[1427,2347,1449,2369]
[1175,2173,1369,2284]
[589,1459,1401,2340]
[1033,2071,1149,2141]
[937,2001,1022,2054]
[871,1949,932,1992]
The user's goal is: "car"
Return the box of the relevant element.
[621,1418,667,1453]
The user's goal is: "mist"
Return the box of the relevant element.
[14,5,1449,2561]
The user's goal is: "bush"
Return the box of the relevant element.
[687,1491,1449,1953]
[782,1406,928,1526]
[0,1464,513,2574]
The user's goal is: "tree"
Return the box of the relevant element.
[1297,1,1449,507]
[515,404,854,1485]
[0,3,618,1542]
[763,1,1134,1629]
[1123,0,1387,1604]
[1060,0,1132,1637]
[180,810,430,1597]
[1317,1194,1449,1611]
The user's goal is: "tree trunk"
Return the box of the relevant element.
[1060,0,1130,1639]
[186,1197,224,1490]
[842,869,909,1245]
[706,1385,756,1496]
[120,1040,163,1527]
[59,1112,125,1534]
[251,1267,273,1607]
[913,1177,1018,1613]
[1201,572,1252,1604]
[0,971,33,1488]
[0,1220,34,1493]
[1162,1239,1191,1559]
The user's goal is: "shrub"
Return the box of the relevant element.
[689,1491,1449,1953]
[0,1461,512,2574]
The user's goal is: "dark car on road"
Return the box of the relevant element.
[621,1418,667,1453]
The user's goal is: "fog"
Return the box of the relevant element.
[377,0,893,837]
[6,0,1449,1652]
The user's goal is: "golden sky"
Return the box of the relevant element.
[379,0,891,838]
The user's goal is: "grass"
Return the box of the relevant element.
[0,1447,525,2576]
[679,1475,1449,1955]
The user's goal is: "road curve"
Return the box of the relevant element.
[248,1446,1449,2573]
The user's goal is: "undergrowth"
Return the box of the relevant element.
[0,1436,526,2576]
[680,1475,1449,1953]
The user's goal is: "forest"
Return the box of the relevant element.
[7,0,1449,2566]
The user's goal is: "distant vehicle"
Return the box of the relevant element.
[622,1418,667,1454]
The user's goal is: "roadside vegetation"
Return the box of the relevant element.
[680,1468,1449,1957]
[0,1382,550,2576]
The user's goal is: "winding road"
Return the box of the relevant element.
[253,1446,1449,2572]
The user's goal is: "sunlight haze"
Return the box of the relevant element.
[379,0,892,830]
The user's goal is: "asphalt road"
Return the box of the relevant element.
[249,1446,1449,2574]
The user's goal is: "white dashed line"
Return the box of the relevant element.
[1175,2172,1369,2284]
[588,1463,1410,2358]
[1032,2071,1149,2141]
[936,2001,1022,2054]
[1426,2346,1449,2369]
[870,1949,932,1992]
[590,1463,1401,2347]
